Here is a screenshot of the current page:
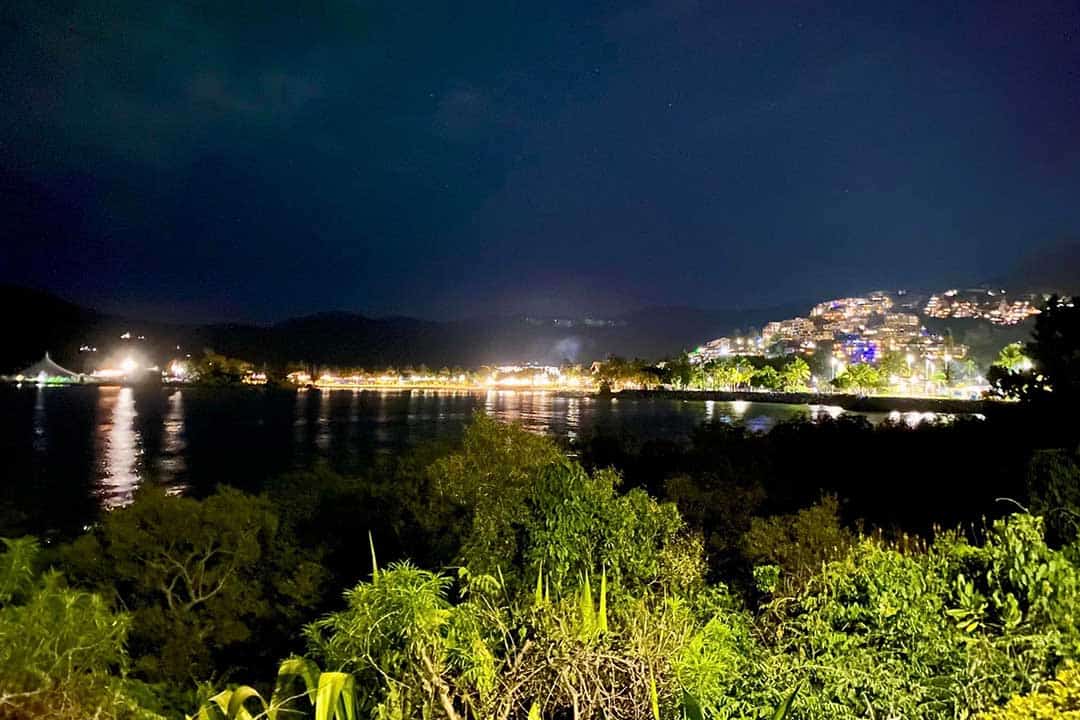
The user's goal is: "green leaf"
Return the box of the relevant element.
[681,690,703,720]
[369,531,379,582]
[275,656,321,708]
[209,691,233,715]
[649,671,661,720]
[579,571,595,638]
[598,567,608,634]
[226,686,265,720]
[315,671,356,720]
[771,685,800,720]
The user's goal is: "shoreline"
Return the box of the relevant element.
[5,381,1007,414]
[611,388,1002,414]
[291,384,1007,414]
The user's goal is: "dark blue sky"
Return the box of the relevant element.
[1,0,1078,322]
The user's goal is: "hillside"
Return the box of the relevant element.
[0,285,807,371]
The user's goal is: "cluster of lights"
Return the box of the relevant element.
[925,290,1041,325]
[13,371,70,385]
[287,365,593,390]
[689,336,765,364]
[690,290,986,397]
[92,356,144,380]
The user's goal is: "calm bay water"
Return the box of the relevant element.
[0,385,885,536]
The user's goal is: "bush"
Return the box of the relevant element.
[0,538,159,720]
[742,495,854,594]
[61,487,326,684]
[978,662,1080,718]
[756,513,1080,718]
[1025,449,1080,545]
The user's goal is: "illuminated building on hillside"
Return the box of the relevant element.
[810,292,892,323]
[924,289,1041,325]
[688,336,764,364]
[762,317,816,344]
[862,312,921,352]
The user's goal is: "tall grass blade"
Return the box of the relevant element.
[275,656,321,707]
[368,531,379,582]
[209,690,232,716]
[315,671,356,720]
[771,685,800,720]
[579,571,595,637]
[649,671,660,720]
[598,567,608,634]
[226,686,265,720]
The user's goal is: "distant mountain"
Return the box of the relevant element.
[992,239,1080,295]
[181,301,810,367]
[3,281,1042,373]
[3,285,109,370]
[0,285,810,372]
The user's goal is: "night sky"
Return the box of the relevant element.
[1,1,1078,322]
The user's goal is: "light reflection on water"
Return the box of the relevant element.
[97,387,141,508]
[808,404,845,421]
[293,389,308,447]
[32,387,47,454]
[889,409,943,427]
[566,396,581,441]
[316,388,332,452]
[10,386,960,520]
[159,390,187,487]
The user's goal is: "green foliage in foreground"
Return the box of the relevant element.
[742,495,854,593]
[8,417,1080,720]
[61,487,327,684]
[976,662,1080,718]
[758,513,1080,718]
[187,658,355,720]
[0,538,159,720]
[191,509,1080,719]
[198,465,1080,720]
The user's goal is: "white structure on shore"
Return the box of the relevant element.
[6,352,88,384]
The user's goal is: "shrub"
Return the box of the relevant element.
[978,662,1080,718]
[61,487,326,683]
[0,537,159,720]
[742,495,854,594]
[756,513,1080,718]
